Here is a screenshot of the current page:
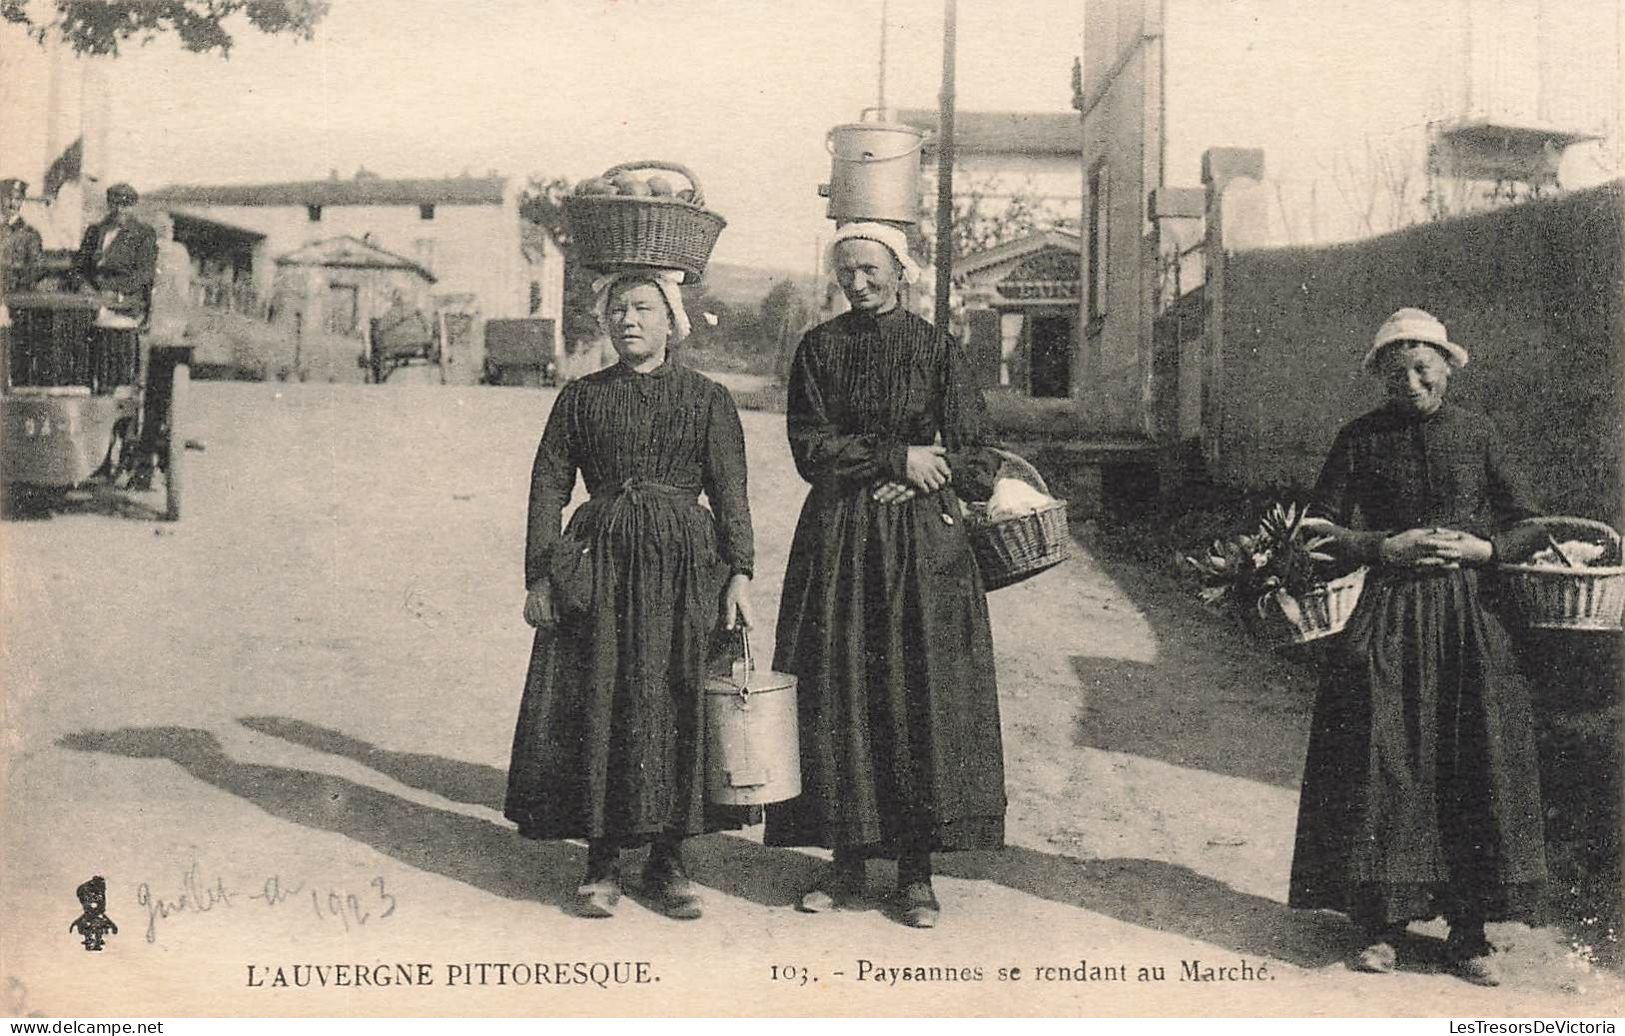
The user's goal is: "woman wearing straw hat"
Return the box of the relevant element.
[764,221,1006,929]
[504,266,757,920]
[1289,307,1547,986]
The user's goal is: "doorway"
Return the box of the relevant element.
[1028,315,1073,398]
[325,283,359,336]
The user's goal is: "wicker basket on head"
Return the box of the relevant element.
[1246,566,1368,649]
[1496,516,1624,631]
[563,160,726,280]
[964,448,1070,591]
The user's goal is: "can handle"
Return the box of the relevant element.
[728,628,755,700]
[823,125,928,162]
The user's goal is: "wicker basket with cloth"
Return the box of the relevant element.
[964,448,1070,591]
[1496,516,1624,631]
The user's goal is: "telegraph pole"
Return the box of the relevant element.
[932,0,957,331]
[878,0,889,112]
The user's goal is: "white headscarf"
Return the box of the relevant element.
[592,268,691,341]
[828,222,921,284]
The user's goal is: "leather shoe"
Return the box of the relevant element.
[1453,952,1501,987]
[1351,941,1397,974]
[798,856,864,913]
[573,875,620,918]
[643,854,703,920]
[896,880,940,928]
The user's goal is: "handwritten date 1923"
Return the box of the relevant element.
[136,863,396,943]
[310,877,397,932]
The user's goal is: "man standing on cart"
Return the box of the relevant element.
[1,177,43,298]
[74,182,158,323]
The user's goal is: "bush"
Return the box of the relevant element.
[982,390,1084,440]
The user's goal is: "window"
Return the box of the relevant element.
[419,203,435,220]
[1087,162,1109,320]
[306,204,323,222]
[528,281,542,315]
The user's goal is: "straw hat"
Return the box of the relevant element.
[1362,308,1469,372]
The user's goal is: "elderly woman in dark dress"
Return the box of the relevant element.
[505,270,755,920]
[1289,308,1546,986]
[764,222,1005,928]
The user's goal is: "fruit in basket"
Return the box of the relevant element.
[577,177,617,196]
[611,172,650,196]
[646,175,674,197]
[675,188,697,204]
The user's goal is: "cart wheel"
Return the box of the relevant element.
[163,361,189,521]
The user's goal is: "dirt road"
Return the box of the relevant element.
[2,381,1617,1018]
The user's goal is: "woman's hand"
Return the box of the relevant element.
[721,573,754,631]
[523,579,557,628]
[1379,527,1492,567]
[904,444,952,493]
[872,481,917,504]
[1420,528,1493,565]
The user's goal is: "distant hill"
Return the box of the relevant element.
[694,261,822,307]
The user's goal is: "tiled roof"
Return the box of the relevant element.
[895,109,1080,156]
[146,175,507,208]
[956,228,1081,276]
[275,235,436,282]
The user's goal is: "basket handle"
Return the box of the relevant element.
[988,446,1050,497]
[598,160,705,206]
[1506,515,1622,548]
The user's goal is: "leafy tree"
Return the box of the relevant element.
[917,168,1074,262]
[2,0,329,56]
[519,176,601,352]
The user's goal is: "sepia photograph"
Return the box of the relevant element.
[1,0,1621,1021]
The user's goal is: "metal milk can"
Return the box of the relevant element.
[818,107,928,225]
[704,630,801,806]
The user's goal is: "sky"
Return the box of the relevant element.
[0,0,1087,272]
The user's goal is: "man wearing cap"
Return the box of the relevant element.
[1288,307,1548,986]
[74,182,158,317]
[0,177,43,297]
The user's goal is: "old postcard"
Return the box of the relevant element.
[1,0,1621,1021]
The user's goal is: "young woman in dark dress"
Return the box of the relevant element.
[764,222,1006,928]
[1289,308,1546,986]
[504,271,755,920]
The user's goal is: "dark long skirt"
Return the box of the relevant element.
[504,494,753,844]
[1288,566,1546,927]
[764,484,1006,854]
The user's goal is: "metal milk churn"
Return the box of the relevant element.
[818,107,928,225]
[704,631,801,805]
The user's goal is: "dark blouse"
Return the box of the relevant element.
[1312,402,1541,560]
[786,306,998,500]
[524,359,754,588]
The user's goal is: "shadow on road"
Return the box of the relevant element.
[1068,654,1317,790]
[2,483,170,523]
[56,726,584,914]
[63,721,1353,966]
[238,715,506,811]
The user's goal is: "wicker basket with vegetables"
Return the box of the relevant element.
[1184,501,1368,648]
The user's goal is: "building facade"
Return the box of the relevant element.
[144,172,565,370]
[1078,0,1621,443]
